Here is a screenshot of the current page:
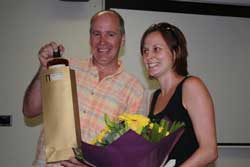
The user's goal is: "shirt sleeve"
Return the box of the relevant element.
[126,79,149,116]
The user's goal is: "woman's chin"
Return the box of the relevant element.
[148,70,158,77]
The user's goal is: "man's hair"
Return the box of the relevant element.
[90,9,125,34]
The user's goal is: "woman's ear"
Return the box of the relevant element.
[172,50,177,62]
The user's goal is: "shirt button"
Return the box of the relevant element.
[91,91,94,95]
[82,110,86,113]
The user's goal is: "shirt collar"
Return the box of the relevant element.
[87,57,123,77]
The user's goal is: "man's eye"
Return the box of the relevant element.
[92,32,100,36]
[108,32,116,37]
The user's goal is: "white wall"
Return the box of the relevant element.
[0,0,249,167]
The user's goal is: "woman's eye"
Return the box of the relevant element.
[142,49,149,55]
[154,47,161,52]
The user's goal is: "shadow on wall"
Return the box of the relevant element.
[208,162,216,167]
[24,114,42,127]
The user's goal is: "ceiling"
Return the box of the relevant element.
[174,0,250,6]
[62,0,250,6]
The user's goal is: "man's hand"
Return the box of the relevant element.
[38,41,65,70]
[60,157,91,167]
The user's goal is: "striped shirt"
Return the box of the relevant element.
[33,57,147,167]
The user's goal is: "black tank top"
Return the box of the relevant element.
[148,77,198,166]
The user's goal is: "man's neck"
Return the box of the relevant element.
[95,63,119,81]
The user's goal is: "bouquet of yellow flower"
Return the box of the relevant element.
[74,113,184,167]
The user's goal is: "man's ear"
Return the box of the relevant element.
[121,34,125,47]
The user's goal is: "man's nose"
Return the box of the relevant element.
[99,35,107,44]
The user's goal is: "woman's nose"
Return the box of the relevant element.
[145,51,154,59]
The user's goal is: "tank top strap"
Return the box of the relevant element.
[149,89,161,116]
[176,76,192,92]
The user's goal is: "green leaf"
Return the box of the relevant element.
[159,119,169,138]
[151,123,160,142]
[104,114,115,129]
[160,119,167,127]
[169,121,185,133]
[72,147,84,163]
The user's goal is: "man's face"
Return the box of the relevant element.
[90,12,125,67]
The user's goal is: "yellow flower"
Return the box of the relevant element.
[149,123,154,129]
[90,113,181,145]
[126,120,143,134]
[119,113,149,126]
[90,127,110,144]
[158,127,163,133]
[118,113,150,134]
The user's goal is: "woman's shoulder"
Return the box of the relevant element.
[183,76,205,87]
[182,76,208,94]
[182,76,212,111]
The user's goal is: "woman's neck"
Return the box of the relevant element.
[158,73,183,96]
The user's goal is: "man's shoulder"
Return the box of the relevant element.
[119,71,145,90]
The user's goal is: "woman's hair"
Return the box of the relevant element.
[90,9,125,35]
[140,22,189,76]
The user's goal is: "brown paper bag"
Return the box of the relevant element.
[40,66,81,163]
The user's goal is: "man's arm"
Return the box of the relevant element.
[22,41,65,118]
[22,67,43,117]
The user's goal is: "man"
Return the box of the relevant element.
[23,10,146,167]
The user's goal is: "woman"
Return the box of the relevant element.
[140,23,218,166]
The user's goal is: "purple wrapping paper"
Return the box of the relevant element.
[81,128,184,167]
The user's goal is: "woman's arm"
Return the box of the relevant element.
[181,76,218,167]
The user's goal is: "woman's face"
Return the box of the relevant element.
[142,31,175,78]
